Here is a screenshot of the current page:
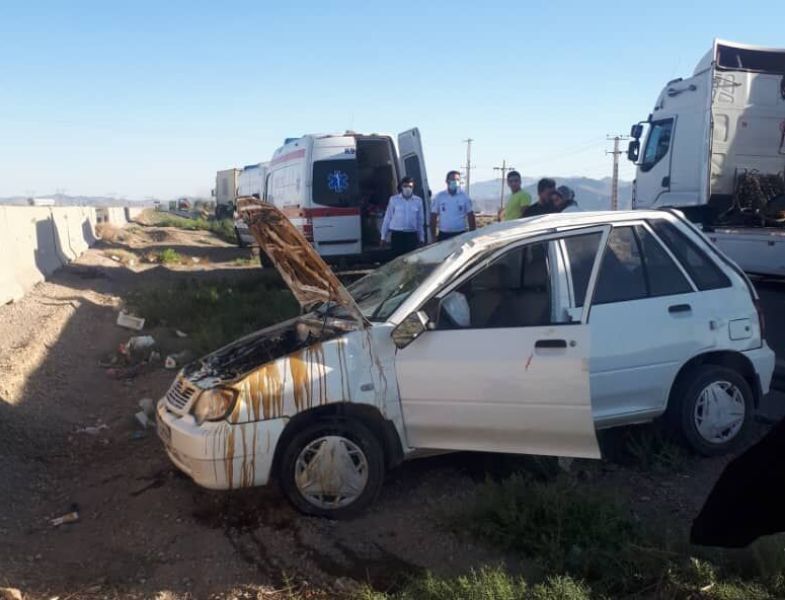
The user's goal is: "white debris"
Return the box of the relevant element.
[135,411,151,429]
[116,311,145,331]
[138,397,155,417]
[76,424,108,435]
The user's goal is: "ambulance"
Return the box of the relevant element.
[263,128,430,261]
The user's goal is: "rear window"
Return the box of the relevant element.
[312,159,359,207]
[635,225,692,296]
[593,227,648,304]
[648,220,731,290]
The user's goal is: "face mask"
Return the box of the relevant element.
[448,180,459,192]
[401,187,413,198]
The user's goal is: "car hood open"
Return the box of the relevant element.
[237,198,365,327]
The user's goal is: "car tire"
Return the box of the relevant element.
[668,365,753,456]
[278,419,385,519]
[235,227,247,248]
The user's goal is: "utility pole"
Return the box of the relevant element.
[493,160,515,219]
[462,138,474,196]
[606,135,630,210]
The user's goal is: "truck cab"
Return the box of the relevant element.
[629,39,785,225]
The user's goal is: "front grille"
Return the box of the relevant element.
[166,377,198,412]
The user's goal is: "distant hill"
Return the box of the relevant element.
[466,176,633,213]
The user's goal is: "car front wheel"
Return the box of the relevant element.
[670,365,753,456]
[278,419,385,518]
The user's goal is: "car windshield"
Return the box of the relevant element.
[346,236,469,322]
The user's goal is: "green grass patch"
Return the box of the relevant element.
[458,475,639,582]
[157,247,182,264]
[141,210,237,244]
[127,272,298,354]
[448,473,785,598]
[356,567,590,600]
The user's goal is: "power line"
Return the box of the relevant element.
[606,135,630,211]
[493,160,515,219]
[462,138,474,196]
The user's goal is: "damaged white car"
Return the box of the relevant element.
[157,201,774,517]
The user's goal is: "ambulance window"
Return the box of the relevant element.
[312,160,359,207]
[403,154,425,201]
[640,119,673,172]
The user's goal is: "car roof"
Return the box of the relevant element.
[458,210,674,251]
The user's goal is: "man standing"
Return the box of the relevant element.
[552,185,581,212]
[381,176,425,257]
[502,170,531,221]
[431,170,476,241]
[523,178,558,217]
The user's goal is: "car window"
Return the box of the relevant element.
[647,220,732,290]
[593,227,648,304]
[635,225,693,296]
[438,241,565,329]
[562,232,602,308]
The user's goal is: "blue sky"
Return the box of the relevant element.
[1,1,783,199]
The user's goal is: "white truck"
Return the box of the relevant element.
[628,39,785,277]
[234,163,269,247]
[213,168,240,220]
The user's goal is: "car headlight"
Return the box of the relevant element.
[192,388,238,425]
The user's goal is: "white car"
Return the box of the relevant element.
[157,202,775,518]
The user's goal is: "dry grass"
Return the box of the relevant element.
[95,222,122,242]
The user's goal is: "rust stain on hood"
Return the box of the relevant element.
[238,197,365,326]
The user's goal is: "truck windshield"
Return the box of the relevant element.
[347,237,468,322]
[640,119,673,172]
[312,159,359,207]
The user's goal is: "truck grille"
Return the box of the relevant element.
[166,377,199,412]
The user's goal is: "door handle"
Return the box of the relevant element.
[535,339,567,349]
[661,176,670,188]
[668,304,692,314]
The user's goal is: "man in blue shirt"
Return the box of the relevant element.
[381,176,425,257]
[430,170,476,242]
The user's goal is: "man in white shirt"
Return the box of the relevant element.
[381,176,425,257]
[430,170,476,241]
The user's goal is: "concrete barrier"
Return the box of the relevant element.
[0,205,128,305]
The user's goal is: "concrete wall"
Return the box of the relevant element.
[0,205,128,305]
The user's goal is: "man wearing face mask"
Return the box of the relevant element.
[431,170,476,242]
[381,176,425,257]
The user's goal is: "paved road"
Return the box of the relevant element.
[753,277,785,421]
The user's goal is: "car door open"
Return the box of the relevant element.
[394,226,610,459]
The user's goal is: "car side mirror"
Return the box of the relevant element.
[630,123,644,139]
[627,140,640,163]
[392,310,430,349]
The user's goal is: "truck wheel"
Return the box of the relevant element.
[279,419,385,519]
[234,227,247,248]
[668,365,753,456]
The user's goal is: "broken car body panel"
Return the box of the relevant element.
[237,197,365,326]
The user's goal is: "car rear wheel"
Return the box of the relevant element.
[279,419,385,518]
[669,365,753,456]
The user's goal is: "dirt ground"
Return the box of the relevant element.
[0,224,773,599]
